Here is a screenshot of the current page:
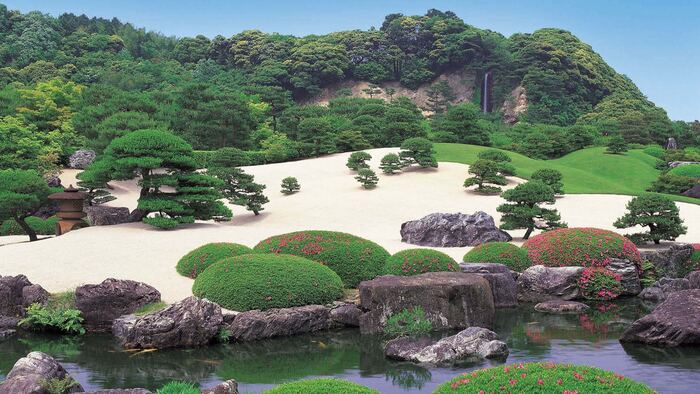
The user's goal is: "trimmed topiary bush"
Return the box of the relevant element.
[192,253,343,311]
[522,228,642,269]
[0,216,60,236]
[176,242,253,278]
[385,249,458,276]
[254,231,390,287]
[264,378,379,394]
[463,242,531,272]
[578,267,623,300]
[434,362,655,393]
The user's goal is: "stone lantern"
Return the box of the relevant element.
[48,185,88,236]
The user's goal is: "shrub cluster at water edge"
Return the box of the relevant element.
[156,381,199,394]
[463,242,530,272]
[192,253,343,311]
[385,249,457,276]
[254,231,390,287]
[522,228,642,269]
[433,362,656,393]
[578,267,623,300]
[176,242,253,278]
[264,378,379,393]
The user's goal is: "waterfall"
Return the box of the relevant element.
[481,71,492,113]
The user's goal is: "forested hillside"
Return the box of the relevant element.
[1,4,698,174]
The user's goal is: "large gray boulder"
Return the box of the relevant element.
[358,272,495,334]
[682,184,700,199]
[112,296,222,349]
[0,275,48,317]
[0,351,84,394]
[620,289,700,346]
[638,277,691,302]
[384,327,508,364]
[400,212,511,247]
[0,316,19,339]
[228,305,331,341]
[459,263,517,307]
[534,300,590,314]
[329,303,362,327]
[640,243,694,278]
[516,265,583,303]
[68,149,96,169]
[75,278,161,332]
[606,258,642,296]
[686,271,700,289]
[84,206,131,226]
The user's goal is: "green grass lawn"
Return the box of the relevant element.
[434,143,699,204]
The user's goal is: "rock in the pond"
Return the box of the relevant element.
[0,351,84,394]
[0,275,48,317]
[460,263,517,308]
[534,300,590,314]
[516,265,584,303]
[400,212,512,247]
[384,327,508,365]
[330,303,362,327]
[83,390,153,394]
[686,271,700,289]
[638,277,690,302]
[0,328,16,340]
[640,244,694,278]
[68,149,96,169]
[75,278,161,332]
[620,289,700,346]
[112,296,222,349]
[359,272,495,334]
[229,305,331,341]
[201,380,239,394]
[606,258,642,296]
[84,206,131,226]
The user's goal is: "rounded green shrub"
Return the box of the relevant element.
[642,145,665,159]
[254,231,390,287]
[668,164,700,178]
[463,242,530,272]
[0,216,60,236]
[176,242,253,278]
[264,379,379,394]
[434,362,655,393]
[192,253,343,311]
[385,249,458,276]
[522,228,642,269]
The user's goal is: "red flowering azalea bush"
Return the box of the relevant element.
[253,230,390,287]
[385,249,458,276]
[579,267,623,300]
[463,242,530,272]
[522,228,642,269]
[433,362,655,393]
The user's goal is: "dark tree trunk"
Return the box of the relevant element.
[15,216,38,242]
[523,227,534,240]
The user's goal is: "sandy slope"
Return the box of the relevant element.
[1,148,698,302]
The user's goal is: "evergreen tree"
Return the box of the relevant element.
[399,137,437,168]
[497,181,566,239]
[463,159,507,194]
[209,167,269,215]
[346,151,372,171]
[531,168,564,194]
[606,135,628,154]
[281,176,301,195]
[355,168,379,189]
[379,153,404,174]
[613,194,687,244]
[0,169,51,241]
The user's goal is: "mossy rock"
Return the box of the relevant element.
[192,253,343,311]
[176,242,253,278]
[463,242,530,272]
[385,249,458,276]
[264,378,379,393]
[254,230,390,287]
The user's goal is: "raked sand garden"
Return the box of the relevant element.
[1,147,699,302]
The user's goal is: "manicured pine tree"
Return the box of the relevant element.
[531,168,564,194]
[281,177,301,195]
[613,194,687,244]
[606,135,628,154]
[355,168,379,189]
[346,151,372,171]
[76,159,116,205]
[399,137,438,168]
[497,181,566,239]
[0,169,51,241]
[463,159,508,194]
[379,153,404,174]
[209,167,269,215]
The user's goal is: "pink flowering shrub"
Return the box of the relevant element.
[579,267,623,300]
[434,362,655,393]
[384,249,458,276]
[253,230,390,287]
[522,228,642,269]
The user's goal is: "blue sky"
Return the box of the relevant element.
[4,0,699,121]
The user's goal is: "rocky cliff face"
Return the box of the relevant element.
[501,85,528,124]
[306,68,477,115]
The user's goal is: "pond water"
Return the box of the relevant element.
[1,300,699,393]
